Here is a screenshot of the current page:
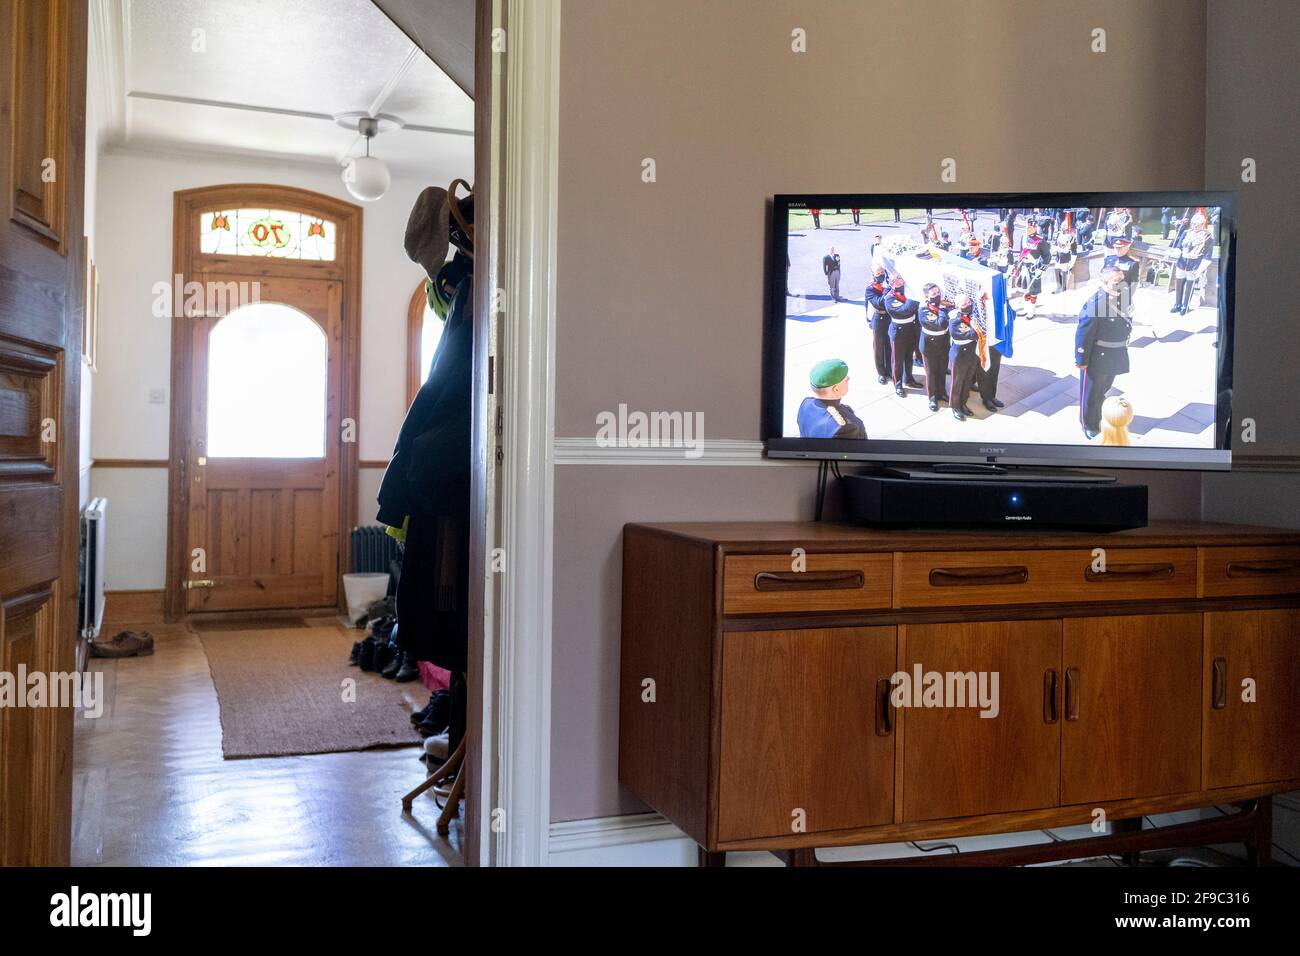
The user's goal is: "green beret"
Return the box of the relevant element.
[809,358,849,389]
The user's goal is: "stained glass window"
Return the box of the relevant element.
[200,208,337,261]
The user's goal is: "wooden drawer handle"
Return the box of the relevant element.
[875,678,894,737]
[1043,668,1058,724]
[753,569,865,592]
[1064,667,1080,721]
[1226,560,1300,577]
[928,566,1029,587]
[1212,657,1227,710]
[1084,562,1175,582]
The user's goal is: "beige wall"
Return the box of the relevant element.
[551,0,1207,823]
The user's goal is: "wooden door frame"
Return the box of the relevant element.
[164,184,362,622]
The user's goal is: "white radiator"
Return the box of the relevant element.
[79,497,107,640]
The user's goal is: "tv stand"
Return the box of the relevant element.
[619,520,1300,867]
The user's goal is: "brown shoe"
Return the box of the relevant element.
[90,630,155,658]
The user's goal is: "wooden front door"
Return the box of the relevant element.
[183,274,343,612]
[0,0,87,865]
[900,620,1061,822]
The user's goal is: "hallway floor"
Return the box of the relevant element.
[72,620,461,866]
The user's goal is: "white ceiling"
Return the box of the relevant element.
[92,0,473,176]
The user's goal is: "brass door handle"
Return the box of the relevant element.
[929,566,1029,587]
[1064,667,1080,721]
[1043,668,1059,724]
[875,678,894,737]
[1084,562,1175,582]
[1212,657,1227,709]
[753,570,865,592]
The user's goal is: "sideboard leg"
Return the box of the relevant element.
[1113,817,1144,866]
[1244,797,1272,867]
[698,847,727,867]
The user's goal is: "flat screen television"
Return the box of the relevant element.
[765,192,1235,470]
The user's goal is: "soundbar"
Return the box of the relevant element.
[840,473,1148,531]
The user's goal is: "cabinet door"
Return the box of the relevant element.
[1205,609,1300,789]
[1061,614,1202,805]
[901,620,1060,822]
[717,627,895,842]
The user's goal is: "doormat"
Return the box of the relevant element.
[197,625,423,758]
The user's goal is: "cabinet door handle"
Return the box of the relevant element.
[1064,667,1080,721]
[1084,562,1175,582]
[928,566,1029,587]
[875,678,894,737]
[1043,668,1058,724]
[1226,560,1300,577]
[1212,657,1228,710]
[753,570,865,592]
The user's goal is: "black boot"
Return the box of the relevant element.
[1171,280,1185,312]
[358,636,378,672]
[381,642,403,679]
[395,652,420,683]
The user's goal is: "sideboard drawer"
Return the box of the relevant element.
[722,553,892,615]
[896,548,1197,608]
[1202,546,1300,598]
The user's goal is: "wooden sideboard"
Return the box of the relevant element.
[618,521,1300,867]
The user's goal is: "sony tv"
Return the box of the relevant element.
[765,192,1235,470]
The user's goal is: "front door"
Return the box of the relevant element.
[0,0,87,865]
[183,274,343,612]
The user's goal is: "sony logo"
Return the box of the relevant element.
[980,447,1007,454]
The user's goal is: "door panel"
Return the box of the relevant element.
[901,620,1061,822]
[0,0,86,865]
[1061,614,1202,804]
[717,627,896,842]
[1204,609,1300,789]
[184,275,342,612]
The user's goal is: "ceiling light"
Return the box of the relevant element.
[338,114,400,202]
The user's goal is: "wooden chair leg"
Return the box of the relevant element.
[401,736,466,812]
[436,764,466,835]
[1113,817,1144,866]
[697,847,726,867]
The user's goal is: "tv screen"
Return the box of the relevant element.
[765,192,1234,470]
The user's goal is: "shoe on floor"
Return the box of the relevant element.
[394,653,420,683]
[381,647,403,679]
[90,631,155,659]
[420,731,450,765]
[348,641,362,666]
[358,636,378,672]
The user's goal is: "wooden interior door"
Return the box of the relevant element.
[0,0,86,865]
[184,274,342,612]
[1061,613,1202,805]
[1204,609,1300,789]
[901,620,1061,822]
[717,627,896,841]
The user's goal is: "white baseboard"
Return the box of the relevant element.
[547,813,696,866]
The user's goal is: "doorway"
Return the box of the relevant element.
[165,185,362,620]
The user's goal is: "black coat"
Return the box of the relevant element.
[377,258,473,671]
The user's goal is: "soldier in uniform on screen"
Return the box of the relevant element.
[917,283,952,413]
[1171,213,1213,315]
[797,359,866,439]
[823,246,843,302]
[884,274,922,396]
[864,264,892,385]
[1103,235,1140,315]
[947,295,980,421]
[810,207,822,229]
[1075,265,1133,440]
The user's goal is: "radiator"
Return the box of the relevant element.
[79,497,107,640]
[350,525,402,575]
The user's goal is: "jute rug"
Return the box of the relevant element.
[198,625,423,759]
